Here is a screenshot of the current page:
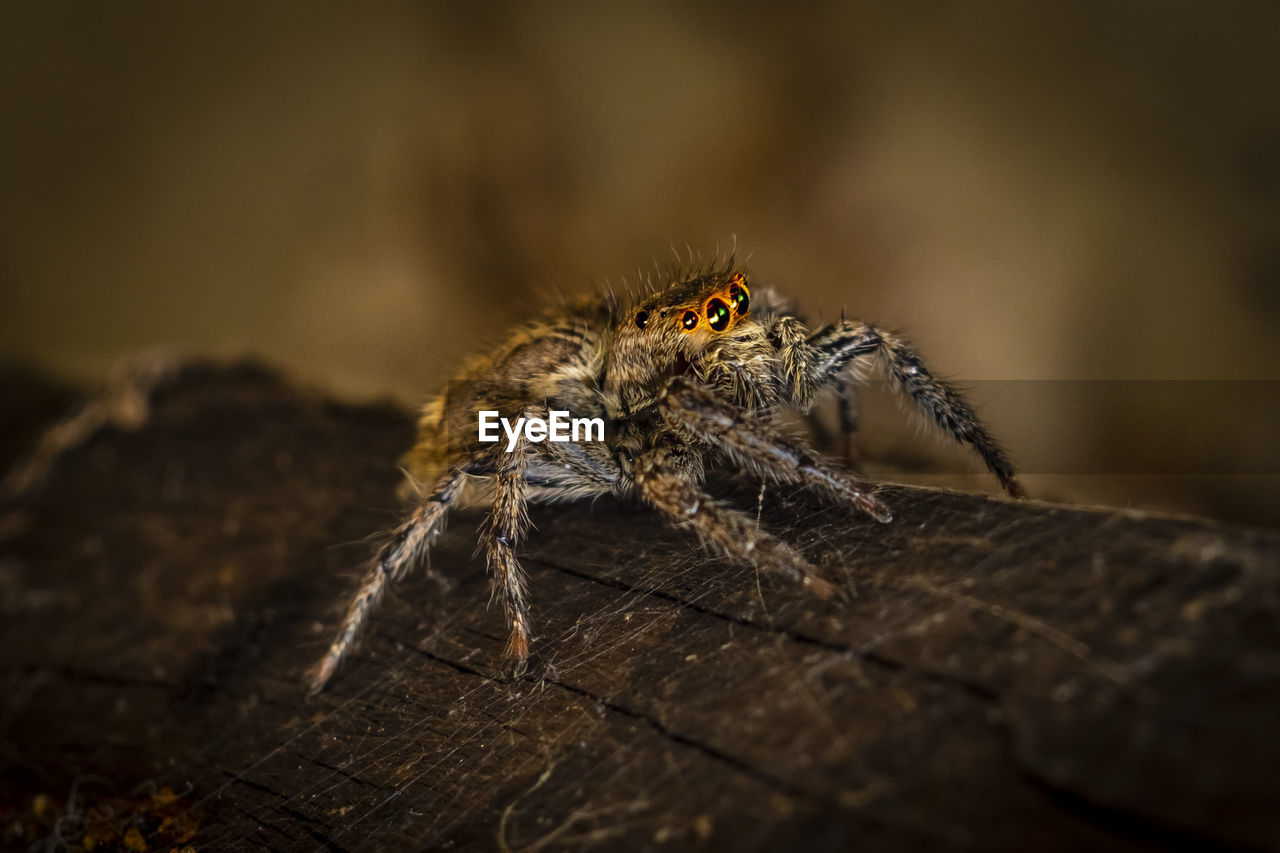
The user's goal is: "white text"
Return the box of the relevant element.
[478,410,605,452]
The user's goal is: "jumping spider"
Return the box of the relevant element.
[310,263,1023,692]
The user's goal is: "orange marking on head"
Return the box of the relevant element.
[679,276,752,334]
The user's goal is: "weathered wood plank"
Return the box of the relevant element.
[2,360,1277,851]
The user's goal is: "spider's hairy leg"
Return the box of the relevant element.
[770,315,821,407]
[631,447,838,599]
[521,433,623,502]
[482,436,534,674]
[659,377,893,523]
[770,315,861,466]
[309,466,467,694]
[789,318,1024,498]
[832,374,861,467]
[800,375,861,468]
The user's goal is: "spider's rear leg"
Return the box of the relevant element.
[770,314,862,468]
[310,466,466,694]
[659,378,893,523]
[485,408,619,673]
[482,435,534,674]
[632,448,837,599]
[832,374,862,468]
[803,375,861,468]
[799,322,1024,497]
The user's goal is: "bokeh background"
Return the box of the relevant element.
[3,2,1278,524]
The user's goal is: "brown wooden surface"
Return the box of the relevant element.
[2,360,1278,851]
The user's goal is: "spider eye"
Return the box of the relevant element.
[706,298,730,331]
[635,310,649,329]
[681,310,698,330]
[728,283,749,314]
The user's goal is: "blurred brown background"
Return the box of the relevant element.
[2,2,1278,525]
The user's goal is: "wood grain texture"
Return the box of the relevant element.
[2,361,1277,851]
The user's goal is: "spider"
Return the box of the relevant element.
[309,262,1023,692]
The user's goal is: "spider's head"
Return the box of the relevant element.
[604,270,759,406]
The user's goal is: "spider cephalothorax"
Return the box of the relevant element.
[310,262,1023,692]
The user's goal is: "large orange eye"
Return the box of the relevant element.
[728,282,749,314]
[706,298,730,331]
[681,310,698,330]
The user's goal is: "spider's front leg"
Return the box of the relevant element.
[776,316,1024,498]
[630,445,837,598]
[310,466,467,693]
[658,377,893,523]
